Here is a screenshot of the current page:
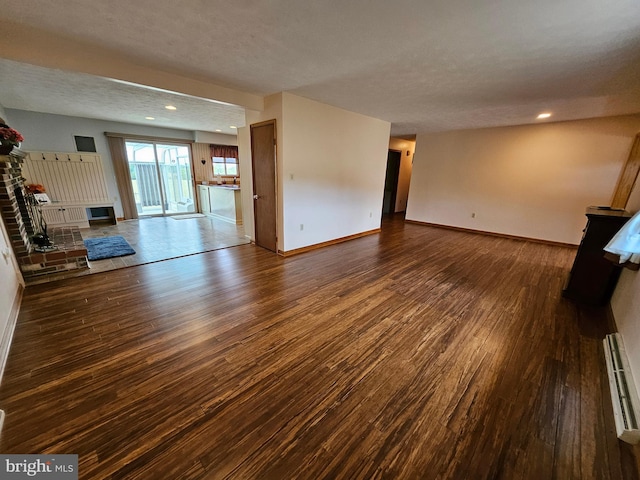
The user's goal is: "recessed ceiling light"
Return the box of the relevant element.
[165,105,177,111]
[145,116,155,120]
[229,125,237,129]
[537,112,552,119]
[215,129,222,132]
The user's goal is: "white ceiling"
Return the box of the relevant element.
[1,0,639,136]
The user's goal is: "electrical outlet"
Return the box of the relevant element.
[300,224,304,231]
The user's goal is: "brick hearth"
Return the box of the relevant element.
[20,227,88,279]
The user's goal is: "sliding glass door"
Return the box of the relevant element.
[126,141,195,216]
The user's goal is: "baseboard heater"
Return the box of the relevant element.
[604,333,640,444]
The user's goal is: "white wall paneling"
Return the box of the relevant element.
[23,152,110,204]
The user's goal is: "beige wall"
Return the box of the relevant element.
[407,115,640,245]
[193,131,238,145]
[238,93,391,252]
[612,268,640,399]
[237,93,283,246]
[611,176,640,400]
[237,120,254,242]
[280,93,390,252]
[389,137,415,212]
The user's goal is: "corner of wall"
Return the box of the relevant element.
[0,103,8,123]
[0,285,22,385]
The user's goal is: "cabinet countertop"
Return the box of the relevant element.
[586,206,631,218]
[200,184,241,190]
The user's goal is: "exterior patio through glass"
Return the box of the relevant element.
[125,141,195,216]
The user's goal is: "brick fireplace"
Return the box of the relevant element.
[0,150,88,280]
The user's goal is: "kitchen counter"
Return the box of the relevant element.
[198,184,242,224]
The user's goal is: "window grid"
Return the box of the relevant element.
[212,156,238,176]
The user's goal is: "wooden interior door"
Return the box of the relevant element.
[250,120,277,252]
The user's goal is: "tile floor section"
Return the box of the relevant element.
[27,215,249,284]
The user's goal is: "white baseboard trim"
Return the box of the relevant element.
[0,285,23,386]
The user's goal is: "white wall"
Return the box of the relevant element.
[389,137,415,213]
[407,115,640,245]
[237,119,255,241]
[612,268,640,398]
[0,107,23,375]
[238,94,391,252]
[194,131,237,145]
[6,109,196,218]
[0,215,22,369]
[280,93,390,252]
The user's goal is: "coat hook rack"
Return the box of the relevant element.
[80,155,83,162]
[67,154,71,161]
[55,154,59,161]
[42,153,46,160]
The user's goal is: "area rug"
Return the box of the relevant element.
[84,236,136,261]
[172,213,205,220]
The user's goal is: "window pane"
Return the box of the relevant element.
[225,157,238,164]
[226,164,238,175]
[212,156,225,163]
[213,164,226,175]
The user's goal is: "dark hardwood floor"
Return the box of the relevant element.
[1,216,637,479]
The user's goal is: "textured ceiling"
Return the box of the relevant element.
[0,0,639,136]
[0,60,245,134]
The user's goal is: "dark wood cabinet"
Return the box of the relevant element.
[562,207,631,306]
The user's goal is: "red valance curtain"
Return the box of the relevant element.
[210,144,238,159]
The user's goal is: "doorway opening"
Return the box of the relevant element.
[382,149,402,216]
[125,141,196,216]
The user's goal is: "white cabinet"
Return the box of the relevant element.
[198,185,212,214]
[41,205,90,228]
[209,186,243,224]
[198,185,242,223]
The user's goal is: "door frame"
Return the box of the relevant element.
[124,139,196,217]
[250,119,278,252]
